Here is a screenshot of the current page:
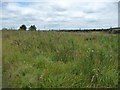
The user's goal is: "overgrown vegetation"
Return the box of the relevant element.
[0,31,2,88]
[2,30,118,88]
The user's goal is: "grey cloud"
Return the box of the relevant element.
[84,10,95,14]
[51,5,67,12]
[118,1,120,26]
[1,1,118,29]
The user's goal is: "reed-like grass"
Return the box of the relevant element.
[2,31,118,88]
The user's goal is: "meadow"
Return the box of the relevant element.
[2,30,118,88]
[0,31,2,88]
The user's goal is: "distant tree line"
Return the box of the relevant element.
[1,24,120,34]
[19,24,37,31]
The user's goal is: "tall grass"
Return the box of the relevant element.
[2,31,118,88]
[0,31,2,88]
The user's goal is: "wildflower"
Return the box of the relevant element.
[91,49,94,53]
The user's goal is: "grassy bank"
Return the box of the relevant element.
[2,31,118,88]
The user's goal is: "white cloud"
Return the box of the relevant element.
[1,0,118,29]
[2,0,120,2]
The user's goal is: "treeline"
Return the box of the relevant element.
[2,24,37,31]
[50,28,120,34]
[2,24,120,34]
[19,24,37,31]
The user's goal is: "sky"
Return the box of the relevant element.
[119,1,120,27]
[0,0,119,30]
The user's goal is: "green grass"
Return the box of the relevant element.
[0,31,2,88]
[2,31,118,88]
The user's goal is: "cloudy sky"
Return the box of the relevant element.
[0,0,119,30]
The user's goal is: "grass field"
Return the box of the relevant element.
[2,30,118,88]
[0,31,2,88]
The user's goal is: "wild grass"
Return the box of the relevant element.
[2,31,118,88]
[0,31,2,88]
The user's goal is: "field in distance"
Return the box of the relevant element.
[2,30,118,88]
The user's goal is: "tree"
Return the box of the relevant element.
[29,25,37,31]
[19,24,27,31]
[2,28,8,30]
